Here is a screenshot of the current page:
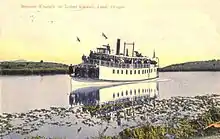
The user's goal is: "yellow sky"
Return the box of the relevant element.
[0,0,220,67]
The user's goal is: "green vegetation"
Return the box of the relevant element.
[97,105,220,139]
[159,59,220,72]
[83,101,220,139]
[21,106,220,139]
[0,61,69,75]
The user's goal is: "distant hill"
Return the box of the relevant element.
[159,59,220,72]
[12,59,28,62]
[0,59,27,62]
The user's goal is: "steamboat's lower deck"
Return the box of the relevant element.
[72,64,159,82]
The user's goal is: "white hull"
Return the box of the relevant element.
[99,65,158,81]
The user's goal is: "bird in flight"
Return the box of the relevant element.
[76,37,80,42]
[30,15,35,22]
[48,20,55,24]
[102,32,108,39]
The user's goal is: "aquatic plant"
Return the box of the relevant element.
[1,94,220,139]
[93,106,220,139]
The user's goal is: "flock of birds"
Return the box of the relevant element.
[29,12,54,24]
[26,9,109,44]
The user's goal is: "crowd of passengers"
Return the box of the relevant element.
[74,66,99,78]
[68,63,99,78]
[81,50,157,65]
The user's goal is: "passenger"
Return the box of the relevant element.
[69,94,74,107]
[82,55,86,62]
[68,64,73,75]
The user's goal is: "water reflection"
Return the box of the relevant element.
[69,81,159,126]
[69,81,159,107]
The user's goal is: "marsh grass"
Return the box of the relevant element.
[96,106,220,139]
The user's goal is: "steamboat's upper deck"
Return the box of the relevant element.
[81,38,159,69]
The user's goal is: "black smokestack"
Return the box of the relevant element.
[126,48,129,56]
[116,39,120,55]
[132,42,135,57]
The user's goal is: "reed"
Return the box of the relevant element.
[100,106,220,139]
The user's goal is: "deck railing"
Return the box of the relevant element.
[81,59,158,69]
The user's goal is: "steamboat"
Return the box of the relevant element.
[69,38,159,82]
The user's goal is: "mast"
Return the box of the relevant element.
[123,42,126,56]
[153,49,156,58]
[132,42,135,57]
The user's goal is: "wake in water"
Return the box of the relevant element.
[156,78,172,82]
[70,77,172,92]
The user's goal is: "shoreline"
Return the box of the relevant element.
[1,70,220,76]
[1,60,220,75]
[159,69,220,72]
[159,59,220,72]
[0,68,69,76]
[0,62,220,76]
[0,61,69,76]
[1,59,220,75]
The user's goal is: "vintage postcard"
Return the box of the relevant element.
[0,0,220,139]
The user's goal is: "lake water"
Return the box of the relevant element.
[0,72,220,138]
[1,72,220,114]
